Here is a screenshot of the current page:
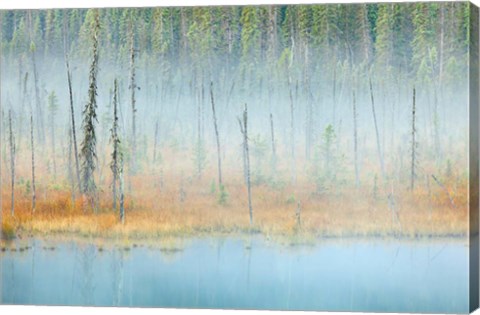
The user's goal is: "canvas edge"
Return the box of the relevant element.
[470,1,480,313]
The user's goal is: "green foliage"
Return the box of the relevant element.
[81,9,100,197]
[1,221,16,240]
[25,179,31,195]
[445,159,453,179]
[193,139,207,178]
[0,3,470,91]
[218,184,229,205]
[321,124,336,176]
[47,91,59,113]
[251,134,268,185]
[210,180,216,195]
[286,193,296,205]
[310,124,344,193]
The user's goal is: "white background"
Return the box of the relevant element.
[0,0,479,315]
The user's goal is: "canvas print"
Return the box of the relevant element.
[0,1,478,313]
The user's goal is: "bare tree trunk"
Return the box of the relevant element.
[49,102,57,180]
[30,111,36,213]
[67,124,76,208]
[8,110,15,216]
[332,65,337,126]
[238,118,247,184]
[119,166,125,225]
[369,78,386,180]
[65,57,81,194]
[240,104,253,226]
[28,11,45,145]
[432,175,455,208]
[129,26,137,175]
[210,81,222,186]
[269,113,277,174]
[352,90,359,188]
[153,120,159,163]
[195,77,204,178]
[295,201,302,229]
[111,79,120,212]
[439,5,445,85]
[411,87,417,191]
[285,57,296,184]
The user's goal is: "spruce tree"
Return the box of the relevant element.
[80,9,100,207]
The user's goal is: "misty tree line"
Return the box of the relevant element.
[0,3,473,224]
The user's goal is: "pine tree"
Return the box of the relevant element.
[80,9,100,208]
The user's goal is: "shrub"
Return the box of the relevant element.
[1,221,16,240]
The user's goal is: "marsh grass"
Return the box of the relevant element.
[0,147,469,242]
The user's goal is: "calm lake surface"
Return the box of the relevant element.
[0,237,469,313]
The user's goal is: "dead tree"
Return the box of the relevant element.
[239,104,253,226]
[369,78,386,180]
[431,175,455,208]
[238,118,247,184]
[295,201,302,230]
[129,25,137,175]
[210,81,222,186]
[153,119,159,163]
[8,110,15,216]
[64,13,82,193]
[48,91,58,179]
[27,11,45,144]
[119,162,125,225]
[269,113,277,174]
[67,124,76,207]
[110,79,122,212]
[285,56,296,184]
[352,90,359,188]
[410,87,417,191]
[332,66,337,125]
[30,107,36,213]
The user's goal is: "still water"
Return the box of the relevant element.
[0,237,469,313]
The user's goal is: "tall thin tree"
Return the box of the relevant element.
[210,81,222,186]
[411,87,417,191]
[369,78,386,180]
[48,91,58,179]
[352,90,360,188]
[239,104,253,226]
[129,22,138,175]
[67,123,76,207]
[110,79,122,212]
[27,11,45,144]
[64,14,82,193]
[8,110,15,216]
[30,103,36,213]
[269,113,277,174]
[80,10,100,209]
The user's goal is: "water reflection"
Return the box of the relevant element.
[0,237,469,313]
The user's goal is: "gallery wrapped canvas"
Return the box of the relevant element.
[0,1,478,313]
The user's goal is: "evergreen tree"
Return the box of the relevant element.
[80,9,100,205]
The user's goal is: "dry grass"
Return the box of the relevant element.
[0,145,470,242]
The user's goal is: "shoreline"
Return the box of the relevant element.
[0,228,470,249]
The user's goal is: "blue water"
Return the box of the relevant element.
[0,237,469,313]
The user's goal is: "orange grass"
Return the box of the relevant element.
[0,145,470,242]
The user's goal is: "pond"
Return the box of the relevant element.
[0,237,469,313]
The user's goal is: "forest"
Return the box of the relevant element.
[0,2,474,242]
